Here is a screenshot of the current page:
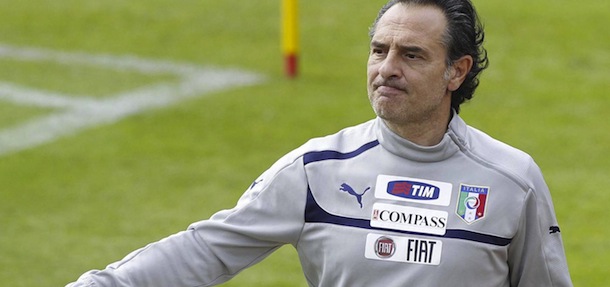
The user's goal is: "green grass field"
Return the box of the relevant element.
[0,0,608,286]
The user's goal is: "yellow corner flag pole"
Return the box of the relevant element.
[282,0,299,78]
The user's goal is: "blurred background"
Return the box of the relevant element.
[0,0,608,286]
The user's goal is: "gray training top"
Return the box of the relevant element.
[69,114,573,287]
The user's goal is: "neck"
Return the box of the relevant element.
[383,109,452,146]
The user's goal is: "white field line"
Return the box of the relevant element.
[0,43,265,156]
[0,82,99,109]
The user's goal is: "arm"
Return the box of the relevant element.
[67,155,308,287]
[508,161,573,287]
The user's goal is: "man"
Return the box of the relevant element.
[68,0,573,286]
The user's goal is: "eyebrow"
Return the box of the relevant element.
[370,41,427,55]
[370,40,387,49]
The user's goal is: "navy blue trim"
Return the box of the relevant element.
[303,140,379,166]
[305,188,512,247]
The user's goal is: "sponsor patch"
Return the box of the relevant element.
[374,175,452,206]
[365,233,442,265]
[370,202,448,235]
[456,184,490,224]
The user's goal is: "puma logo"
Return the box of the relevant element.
[339,183,370,208]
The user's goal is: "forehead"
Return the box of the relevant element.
[372,4,448,47]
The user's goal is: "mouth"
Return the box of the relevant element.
[374,83,406,96]
[376,85,402,93]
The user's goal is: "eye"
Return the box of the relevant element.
[372,48,384,55]
[405,53,418,59]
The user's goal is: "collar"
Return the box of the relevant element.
[375,112,467,162]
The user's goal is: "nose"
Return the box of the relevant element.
[377,52,402,79]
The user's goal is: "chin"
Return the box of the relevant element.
[373,105,400,121]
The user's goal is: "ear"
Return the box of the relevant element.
[447,55,473,92]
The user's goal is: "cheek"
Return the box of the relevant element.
[366,67,377,92]
[366,62,376,79]
[419,69,449,90]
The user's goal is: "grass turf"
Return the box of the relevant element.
[0,0,607,286]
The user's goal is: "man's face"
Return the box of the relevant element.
[367,4,452,126]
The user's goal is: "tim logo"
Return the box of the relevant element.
[387,181,440,200]
[339,183,370,208]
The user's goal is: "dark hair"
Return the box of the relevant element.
[369,0,489,113]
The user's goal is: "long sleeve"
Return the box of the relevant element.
[67,153,308,287]
[508,161,573,286]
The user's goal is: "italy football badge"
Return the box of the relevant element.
[456,184,489,224]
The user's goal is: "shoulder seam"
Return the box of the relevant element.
[460,145,532,192]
